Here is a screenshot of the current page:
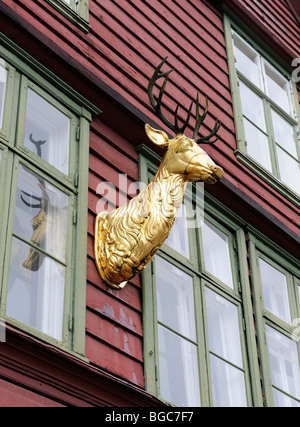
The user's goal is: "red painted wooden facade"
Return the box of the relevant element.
[0,0,299,406]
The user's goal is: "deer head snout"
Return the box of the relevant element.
[211,164,224,179]
[205,164,224,183]
[181,139,224,183]
[184,151,224,183]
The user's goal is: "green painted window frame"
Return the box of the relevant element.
[248,232,300,406]
[138,145,262,407]
[224,13,300,208]
[0,34,100,358]
[139,145,300,407]
[45,0,90,33]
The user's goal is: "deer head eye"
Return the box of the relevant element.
[180,140,193,151]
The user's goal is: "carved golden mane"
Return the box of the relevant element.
[95,148,186,288]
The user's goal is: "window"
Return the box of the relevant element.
[140,147,300,407]
[152,217,251,407]
[249,236,300,407]
[139,147,258,407]
[224,16,300,204]
[0,35,99,355]
[46,0,90,32]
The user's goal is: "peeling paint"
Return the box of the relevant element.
[119,307,135,331]
[131,372,138,385]
[123,333,131,355]
[100,304,116,321]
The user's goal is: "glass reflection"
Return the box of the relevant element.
[158,324,200,407]
[202,221,233,288]
[156,256,196,340]
[266,326,300,404]
[210,354,247,407]
[13,165,69,264]
[233,33,261,88]
[239,82,266,131]
[259,258,291,323]
[205,288,243,366]
[271,110,297,157]
[244,119,272,172]
[205,288,247,406]
[6,237,65,340]
[264,63,291,114]
[5,164,69,340]
[164,204,190,258]
[276,147,300,194]
[273,388,300,407]
[24,89,70,175]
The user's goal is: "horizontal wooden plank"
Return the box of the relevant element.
[86,310,143,362]
[239,0,300,55]
[89,134,139,181]
[87,280,143,336]
[88,173,137,216]
[85,335,144,387]
[87,254,142,308]
[90,120,140,162]
[87,253,141,296]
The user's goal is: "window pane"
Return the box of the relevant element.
[276,146,300,194]
[6,237,65,341]
[266,326,300,401]
[158,324,200,407]
[164,204,190,258]
[232,33,261,88]
[259,258,291,323]
[156,256,196,341]
[264,62,291,114]
[13,165,69,264]
[210,354,247,407]
[24,89,70,175]
[273,388,300,407]
[205,288,243,367]
[0,59,7,128]
[201,221,233,288]
[271,110,298,157]
[239,81,266,131]
[244,119,272,172]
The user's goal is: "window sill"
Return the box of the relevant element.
[45,0,91,34]
[2,318,89,362]
[234,149,300,209]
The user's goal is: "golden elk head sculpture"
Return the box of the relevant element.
[94,57,224,289]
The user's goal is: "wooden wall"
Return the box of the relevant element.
[239,0,300,56]
[0,379,65,407]
[0,0,299,390]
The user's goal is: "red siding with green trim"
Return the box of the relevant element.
[0,0,299,405]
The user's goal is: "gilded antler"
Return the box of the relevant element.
[149,57,221,144]
[193,94,222,144]
[148,56,193,135]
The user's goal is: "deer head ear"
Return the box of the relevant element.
[145,124,169,148]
